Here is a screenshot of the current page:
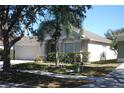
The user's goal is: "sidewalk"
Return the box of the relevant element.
[0,60,33,70]
[0,60,33,65]
[0,81,38,88]
[0,61,123,88]
[21,70,101,81]
[79,63,124,88]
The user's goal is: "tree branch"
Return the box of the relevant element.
[8,6,25,32]
[9,34,24,47]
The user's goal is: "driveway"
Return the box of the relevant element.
[0,60,34,70]
[79,63,124,88]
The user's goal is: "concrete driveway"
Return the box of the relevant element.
[0,60,34,70]
[79,63,124,88]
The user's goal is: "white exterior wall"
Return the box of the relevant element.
[105,46,117,60]
[88,43,104,62]
[14,37,117,61]
[88,42,117,62]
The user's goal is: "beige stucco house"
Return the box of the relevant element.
[117,34,124,62]
[14,29,117,62]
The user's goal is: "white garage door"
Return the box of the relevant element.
[15,46,41,60]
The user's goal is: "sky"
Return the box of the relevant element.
[83,5,124,37]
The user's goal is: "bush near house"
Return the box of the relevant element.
[82,52,90,62]
[46,52,90,63]
[34,56,44,64]
[46,52,56,62]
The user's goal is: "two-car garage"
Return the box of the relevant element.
[15,46,41,60]
[14,37,45,60]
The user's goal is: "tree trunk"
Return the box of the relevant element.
[55,40,59,67]
[3,36,11,72]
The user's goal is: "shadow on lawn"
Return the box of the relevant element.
[80,66,116,77]
[0,71,94,88]
[11,63,118,77]
[81,68,124,88]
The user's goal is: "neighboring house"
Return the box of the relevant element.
[117,34,124,62]
[14,28,117,62]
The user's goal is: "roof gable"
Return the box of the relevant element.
[62,27,111,44]
[83,30,111,44]
[18,28,111,44]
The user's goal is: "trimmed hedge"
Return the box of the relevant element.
[34,55,44,64]
[46,52,90,63]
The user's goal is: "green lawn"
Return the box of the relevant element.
[0,71,93,88]
[12,59,121,77]
[1,59,120,88]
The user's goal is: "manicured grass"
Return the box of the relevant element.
[0,71,93,88]
[7,59,121,87]
[81,59,121,76]
[12,59,121,77]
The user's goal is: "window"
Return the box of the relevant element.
[64,42,81,52]
[64,43,74,52]
[75,43,80,52]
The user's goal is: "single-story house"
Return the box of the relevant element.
[117,34,124,62]
[14,29,117,62]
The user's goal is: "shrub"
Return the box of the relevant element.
[46,52,56,62]
[60,52,73,63]
[46,52,90,64]
[67,52,75,63]
[81,52,90,62]
[34,56,44,64]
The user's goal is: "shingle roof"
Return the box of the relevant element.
[18,29,111,44]
[83,30,111,44]
[72,27,111,44]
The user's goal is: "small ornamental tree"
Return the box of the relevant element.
[105,28,124,53]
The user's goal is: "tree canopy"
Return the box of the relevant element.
[0,5,91,71]
[105,28,124,51]
[35,5,91,66]
[35,5,91,41]
[0,5,49,71]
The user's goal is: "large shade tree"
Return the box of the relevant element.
[35,5,91,66]
[0,5,49,71]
